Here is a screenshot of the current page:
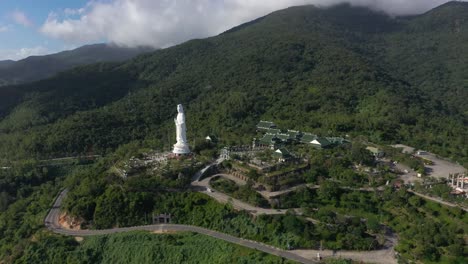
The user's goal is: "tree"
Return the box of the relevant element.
[247,169,260,181]
[408,196,423,207]
[350,143,375,166]
[366,216,380,233]
[318,181,341,202]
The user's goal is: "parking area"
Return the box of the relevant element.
[391,144,466,180]
[414,151,465,178]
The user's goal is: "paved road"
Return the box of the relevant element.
[391,144,466,180]
[194,174,324,226]
[259,184,319,199]
[192,158,225,182]
[40,155,102,162]
[210,173,247,186]
[207,173,311,199]
[414,152,465,179]
[408,190,468,212]
[45,189,316,264]
[46,188,398,264]
[46,165,400,264]
[194,158,463,217]
[194,174,385,225]
[192,174,291,215]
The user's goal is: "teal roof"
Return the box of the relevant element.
[257,121,276,130]
[259,134,279,145]
[311,137,331,147]
[300,133,318,143]
[266,128,281,134]
[287,130,302,140]
[273,148,292,158]
[276,133,292,142]
[257,123,346,149]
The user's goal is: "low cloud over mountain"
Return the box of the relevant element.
[40,0,461,48]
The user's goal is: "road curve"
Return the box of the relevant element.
[194,174,323,224]
[192,174,306,216]
[45,189,317,264]
[46,168,398,264]
[408,190,468,212]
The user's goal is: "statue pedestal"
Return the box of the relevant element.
[173,142,190,155]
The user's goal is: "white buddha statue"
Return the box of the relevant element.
[173,104,191,155]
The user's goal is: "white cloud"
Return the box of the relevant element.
[0,25,10,32]
[341,0,457,15]
[10,10,33,27]
[40,0,458,48]
[0,46,50,61]
[63,7,86,16]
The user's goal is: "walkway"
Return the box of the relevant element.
[258,184,319,199]
[46,161,400,264]
[46,188,397,264]
[408,190,468,212]
[192,157,225,182]
[192,174,290,215]
[45,189,316,264]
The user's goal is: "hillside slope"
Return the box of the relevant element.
[0,3,466,165]
[0,60,14,68]
[0,44,153,86]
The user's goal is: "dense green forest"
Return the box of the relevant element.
[276,185,467,263]
[0,2,467,166]
[211,177,270,207]
[2,152,464,263]
[58,153,377,251]
[15,232,293,264]
[0,44,153,87]
[1,2,468,264]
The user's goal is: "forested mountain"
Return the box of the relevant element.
[0,2,467,165]
[0,44,153,86]
[0,60,14,68]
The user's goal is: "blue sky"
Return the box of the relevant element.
[0,0,458,61]
[0,0,87,59]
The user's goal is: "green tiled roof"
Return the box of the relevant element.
[259,134,279,145]
[311,137,331,147]
[273,148,292,158]
[300,133,318,143]
[256,120,347,149]
[276,133,292,142]
[287,130,302,139]
[257,121,276,130]
[266,128,281,134]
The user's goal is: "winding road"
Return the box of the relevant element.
[45,187,397,264]
[194,174,321,224]
[45,161,400,264]
[192,174,293,215]
[45,189,316,264]
[408,190,468,212]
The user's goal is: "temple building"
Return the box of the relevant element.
[253,120,349,149]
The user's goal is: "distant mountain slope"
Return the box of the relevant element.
[0,44,153,86]
[0,60,14,69]
[0,2,466,165]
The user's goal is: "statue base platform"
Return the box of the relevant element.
[173,143,191,155]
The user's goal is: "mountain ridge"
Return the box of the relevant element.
[0,44,154,86]
[0,2,466,165]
